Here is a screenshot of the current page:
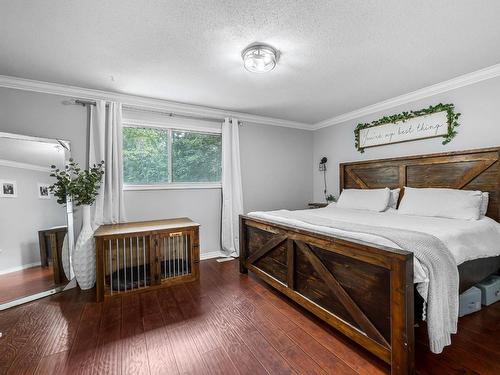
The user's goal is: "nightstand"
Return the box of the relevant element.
[308,202,328,209]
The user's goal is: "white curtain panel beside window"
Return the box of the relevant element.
[89,100,127,229]
[221,117,244,256]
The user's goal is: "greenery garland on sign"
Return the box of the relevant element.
[354,103,461,153]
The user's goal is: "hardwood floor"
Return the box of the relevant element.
[0,259,499,374]
[0,266,55,305]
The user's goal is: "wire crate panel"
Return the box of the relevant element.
[105,236,150,294]
[160,233,191,279]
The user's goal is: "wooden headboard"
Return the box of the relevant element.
[339,147,500,222]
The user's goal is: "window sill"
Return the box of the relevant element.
[123,183,222,191]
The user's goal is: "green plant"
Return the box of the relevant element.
[354,103,461,153]
[49,159,105,206]
[325,194,336,202]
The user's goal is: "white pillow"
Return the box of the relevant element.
[480,192,489,217]
[337,188,391,212]
[388,188,401,209]
[398,187,483,220]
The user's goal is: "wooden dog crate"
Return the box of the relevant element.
[94,218,199,302]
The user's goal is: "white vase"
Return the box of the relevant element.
[61,233,71,280]
[73,205,96,290]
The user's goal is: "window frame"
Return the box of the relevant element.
[122,119,222,191]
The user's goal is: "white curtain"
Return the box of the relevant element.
[221,117,244,256]
[88,100,126,229]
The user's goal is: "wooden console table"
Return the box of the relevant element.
[38,226,68,285]
[94,218,200,302]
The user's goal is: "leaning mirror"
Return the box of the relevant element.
[0,131,75,310]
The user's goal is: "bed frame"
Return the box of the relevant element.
[240,147,500,375]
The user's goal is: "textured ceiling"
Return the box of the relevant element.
[1,1,500,124]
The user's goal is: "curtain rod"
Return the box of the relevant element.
[70,99,237,124]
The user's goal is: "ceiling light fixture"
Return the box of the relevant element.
[241,43,278,73]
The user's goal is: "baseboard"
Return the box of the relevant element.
[0,262,41,276]
[200,251,226,261]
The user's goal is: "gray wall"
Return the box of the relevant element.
[240,122,313,212]
[0,87,313,256]
[313,77,500,201]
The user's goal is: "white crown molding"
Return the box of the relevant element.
[0,75,312,130]
[313,63,500,130]
[0,159,51,172]
[3,62,500,133]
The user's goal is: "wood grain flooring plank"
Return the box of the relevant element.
[42,298,85,357]
[234,298,295,353]
[0,304,39,373]
[287,327,358,375]
[169,324,209,375]
[100,297,122,329]
[280,344,327,375]
[157,288,186,331]
[189,316,221,355]
[7,303,70,374]
[416,321,500,369]
[221,301,296,374]
[93,321,121,375]
[35,350,70,375]
[414,345,481,375]
[415,330,499,375]
[240,329,296,375]
[200,347,239,375]
[251,298,298,333]
[143,312,179,375]
[140,291,162,317]
[0,306,26,339]
[2,303,54,374]
[207,313,268,375]
[121,297,150,375]
[65,303,102,375]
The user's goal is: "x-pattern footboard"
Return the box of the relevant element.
[240,216,414,375]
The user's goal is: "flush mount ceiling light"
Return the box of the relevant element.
[241,43,278,73]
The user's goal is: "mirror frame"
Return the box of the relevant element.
[0,131,75,310]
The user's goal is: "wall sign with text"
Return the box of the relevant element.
[354,103,461,153]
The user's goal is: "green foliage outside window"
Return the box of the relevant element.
[122,126,222,185]
[123,127,169,184]
[172,131,222,183]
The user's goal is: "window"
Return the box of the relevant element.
[122,125,222,188]
[172,131,222,183]
[123,127,169,185]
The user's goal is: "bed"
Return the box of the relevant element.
[239,147,500,375]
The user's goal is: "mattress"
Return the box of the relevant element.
[248,205,500,286]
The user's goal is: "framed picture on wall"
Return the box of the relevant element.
[0,180,18,198]
[38,183,51,199]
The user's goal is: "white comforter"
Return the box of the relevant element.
[248,205,500,285]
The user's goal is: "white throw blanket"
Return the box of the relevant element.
[249,209,459,353]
